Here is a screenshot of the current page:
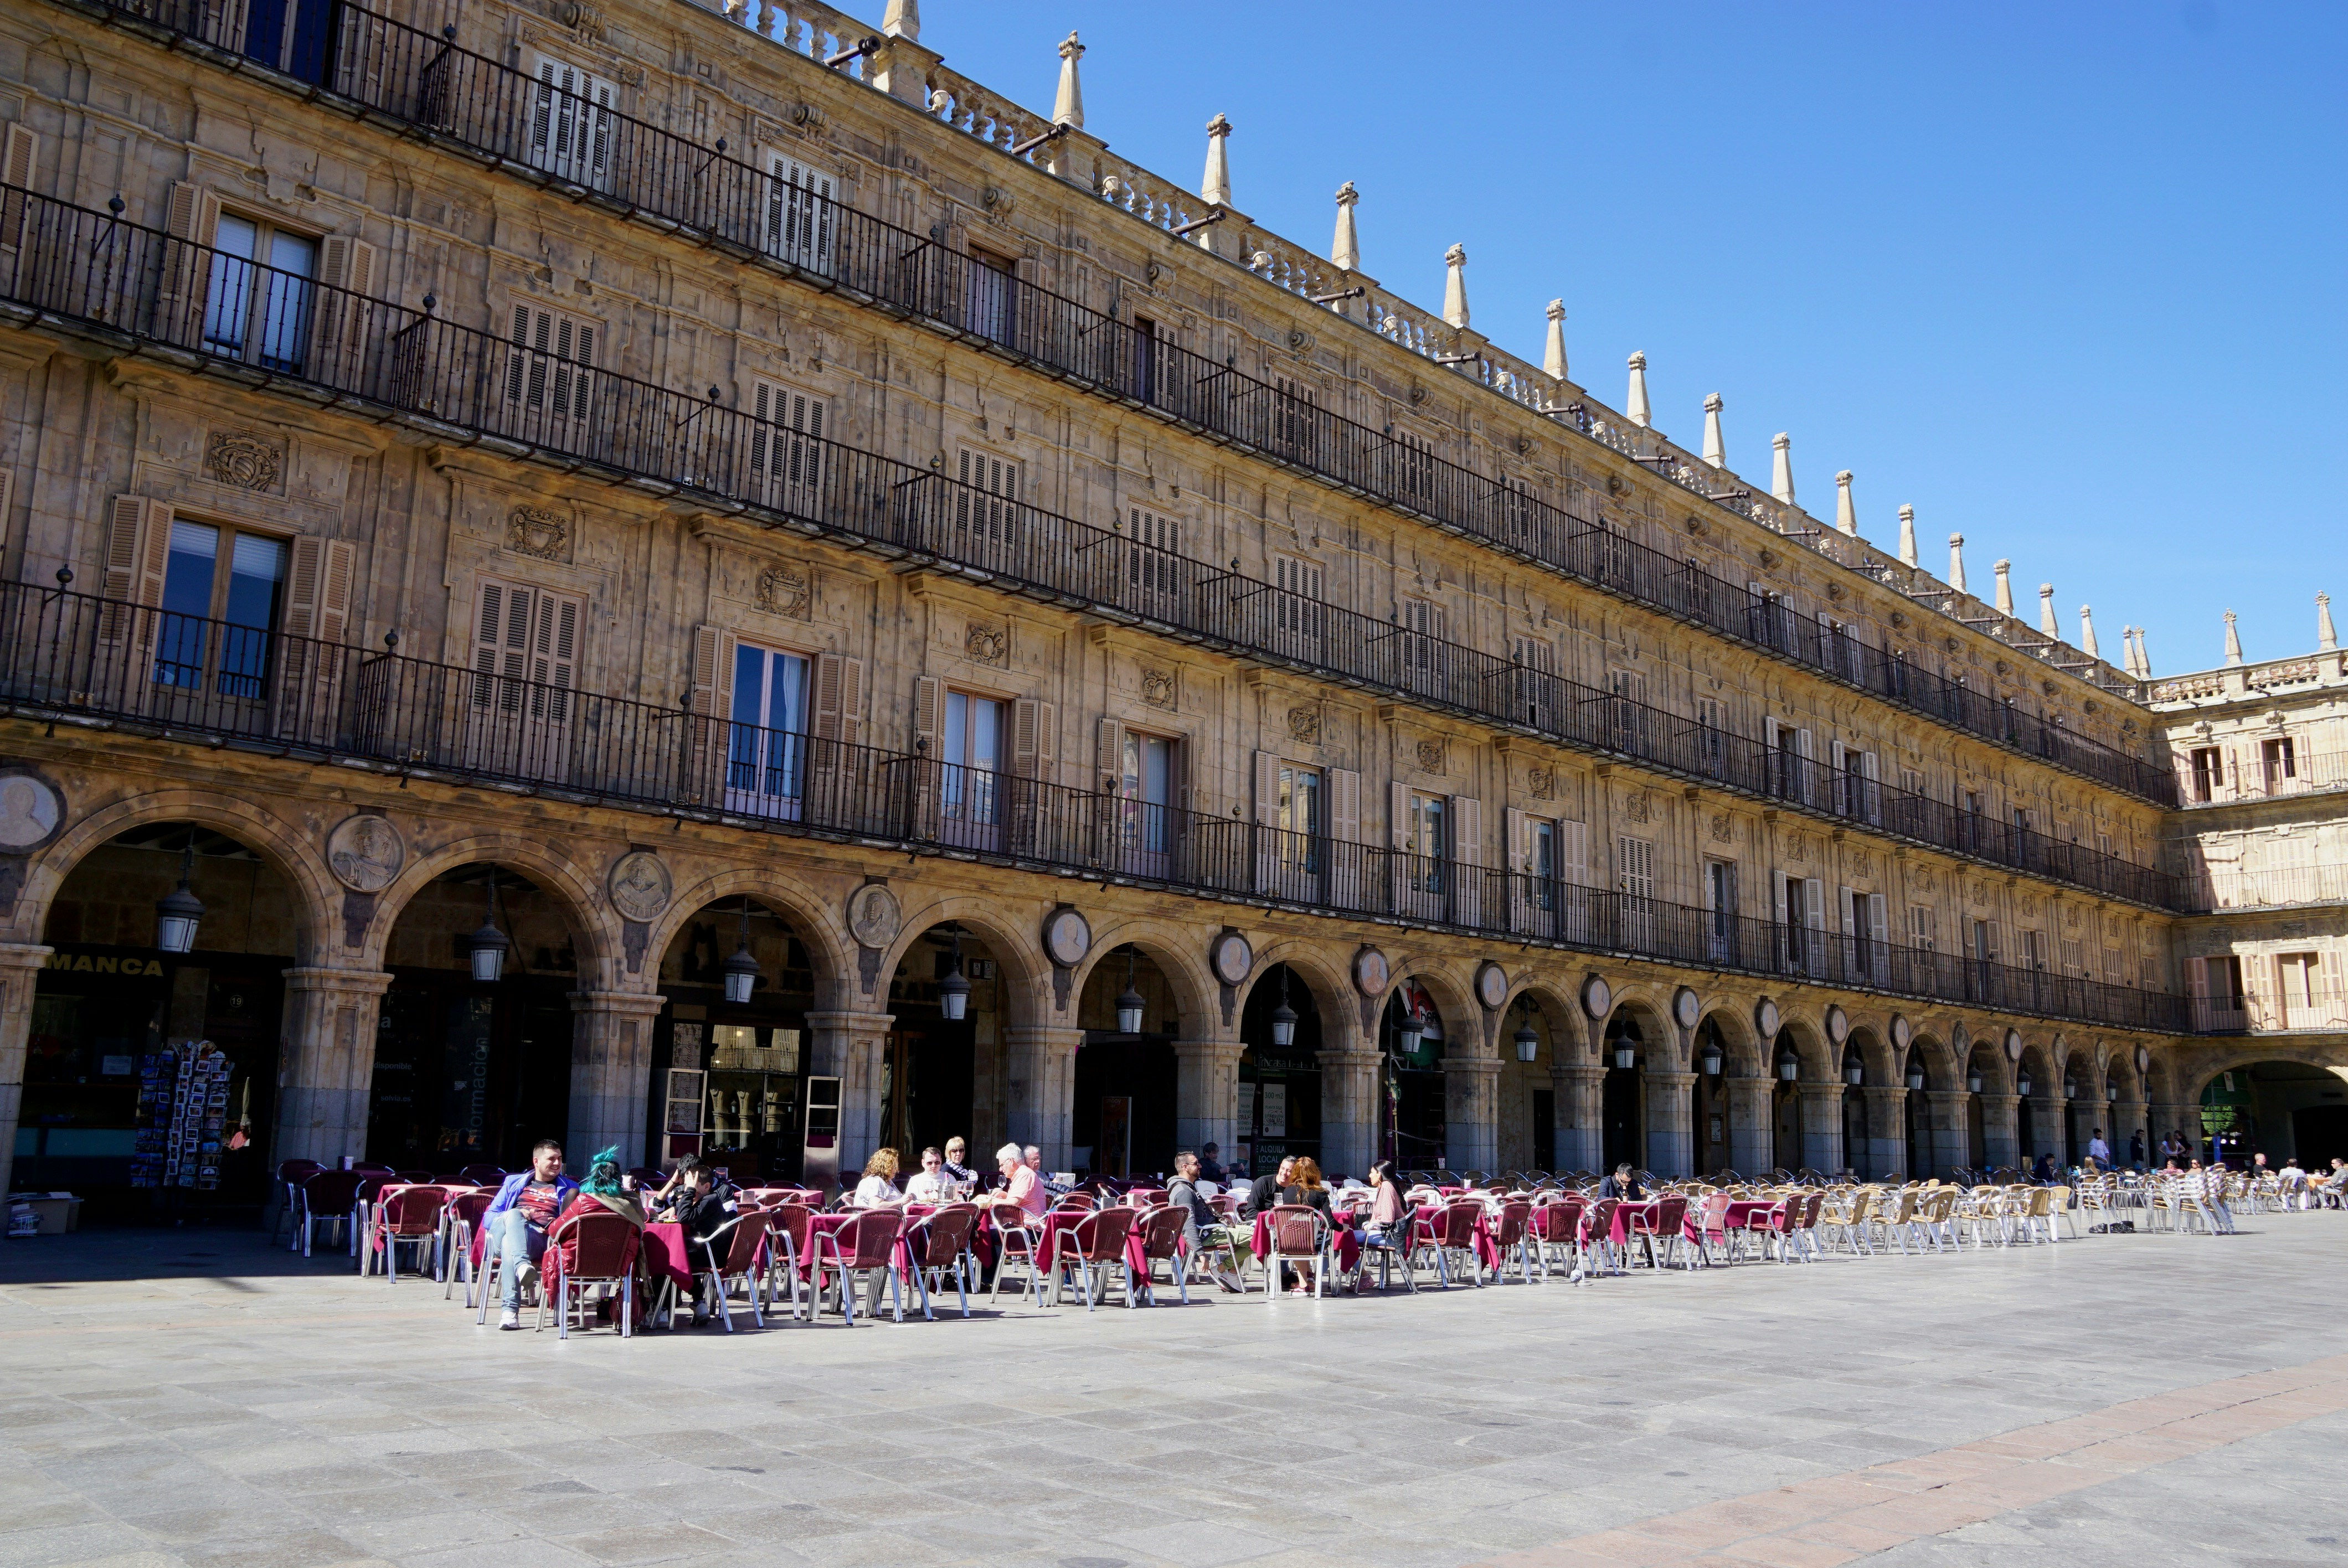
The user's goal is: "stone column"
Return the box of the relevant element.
[1644,1069,1696,1178]
[1002,1024,1084,1171]
[1319,1046,1383,1180]
[1444,1054,1502,1174]
[1557,1063,1605,1173]
[1799,1082,1846,1175]
[1171,1038,1243,1160]
[1857,1086,1908,1179]
[569,990,667,1170]
[1979,1092,2021,1169]
[807,1008,895,1177]
[275,967,395,1168]
[1726,1075,1775,1178]
[2030,1090,2067,1163]
[0,942,53,1200]
[1919,1090,1970,1177]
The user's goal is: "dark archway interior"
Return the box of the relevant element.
[2202,1060,2348,1167]
[1602,1013,1644,1173]
[1237,963,1323,1180]
[642,898,817,1185]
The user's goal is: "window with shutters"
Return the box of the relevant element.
[504,301,599,430]
[1616,834,1655,899]
[1511,635,1558,725]
[1269,759,1322,879]
[1273,376,1318,460]
[1606,668,1647,753]
[528,54,616,189]
[939,688,1006,830]
[1126,507,1181,603]
[1889,646,1911,699]
[953,446,1020,556]
[2103,946,2124,986]
[1530,817,1559,910]
[1272,554,1324,643]
[153,519,290,698]
[1128,316,1160,404]
[468,577,580,728]
[965,247,1018,345]
[749,380,827,499]
[2278,952,2322,1024]
[727,641,809,805]
[2188,746,2222,802]
[2260,737,2298,795]
[1115,728,1178,858]
[1705,858,1738,960]
[2061,938,2084,976]
[1399,596,1447,677]
[202,212,317,373]
[1407,791,1448,893]
[1819,615,1858,682]
[759,151,836,271]
[1911,905,1935,953]
[1391,429,1434,502]
[1497,474,1539,553]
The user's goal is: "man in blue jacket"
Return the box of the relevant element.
[483,1140,575,1329]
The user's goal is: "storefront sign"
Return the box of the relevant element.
[43,949,167,977]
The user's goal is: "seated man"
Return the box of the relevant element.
[1598,1163,1646,1201]
[902,1146,952,1205]
[1242,1157,1295,1218]
[1167,1149,1246,1292]
[1001,1142,1049,1221]
[669,1163,740,1325]
[1196,1142,1227,1186]
[485,1139,576,1330]
[1027,1145,1073,1197]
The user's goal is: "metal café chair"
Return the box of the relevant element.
[298,1169,366,1260]
[813,1208,909,1325]
[693,1210,775,1332]
[1050,1206,1139,1310]
[987,1200,1047,1307]
[904,1203,982,1320]
[367,1185,446,1281]
[443,1187,495,1301]
[538,1209,641,1339]
[270,1158,323,1247]
[1130,1204,1190,1306]
[1353,1204,1420,1293]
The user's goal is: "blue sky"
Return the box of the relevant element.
[911,1,2344,673]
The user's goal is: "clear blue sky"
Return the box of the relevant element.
[912,1,2344,674]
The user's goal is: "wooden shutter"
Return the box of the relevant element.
[310,234,378,386]
[1253,749,1279,826]
[156,182,222,347]
[1868,893,1888,948]
[0,466,13,546]
[1450,795,1481,866]
[1505,806,1529,874]
[1389,779,1411,850]
[955,446,1019,546]
[100,495,170,644]
[761,149,837,267]
[2321,948,2345,1022]
[1327,767,1361,845]
[1830,739,1846,813]
[688,624,733,719]
[810,651,844,738]
[529,588,580,712]
[280,537,356,644]
[835,656,865,746]
[1803,878,1825,932]
[1558,819,1587,885]
[913,675,941,753]
[1011,698,1055,781]
[750,380,827,487]
[1098,717,1126,793]
[529,54,616,185]
[0,123,36,263]
[1771,868,1789,927]
[1840,886,1858,937]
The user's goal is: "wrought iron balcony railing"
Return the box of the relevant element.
[44,0,2180,811]
[0,180,2186,911]
[0,577,2191,1035]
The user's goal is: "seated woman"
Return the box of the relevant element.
[1358,1160,1407,1239]
[848,1148,907,1208]
[547,1147,648,1325]
[1275,1156,1333,1296]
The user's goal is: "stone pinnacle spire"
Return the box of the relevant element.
[1542,300,1568,383]
[1702,394,1725,468]
[882,0,918,40]
[1200,113,1233,207]
[1898,504,1917,568]
[2223,609,2243,666]
[2319,591,2337,652]
[2079,604,2099,658]
[1625,352,1651,429]
[1948,534,1967,594]
[1770,434,1794,505]
[1441,244,1469,329]
[1993,559,2014,615]
[1330,182,1360,272]
[2038,583,2058,636]
[2135,626,2154,677]
[1835,471,1857,537]
[1052,32,1084,128]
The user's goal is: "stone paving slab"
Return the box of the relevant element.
[1,1217,2344,1567]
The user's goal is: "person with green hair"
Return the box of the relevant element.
[544,1146,648,1321]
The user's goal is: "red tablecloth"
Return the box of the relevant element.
[1597,1200,1652,1247]
[1035,1210,1150,1280]
[640,1222,697,1294]
[1721,1199,1778,1232]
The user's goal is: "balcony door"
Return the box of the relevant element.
[465,578,580,782]
[725,642,809,821]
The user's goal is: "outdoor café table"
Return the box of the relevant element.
[902,1202,996,1270]
[1410,1205,1502,1272]
[1036,1208,1148,1282]
[1599,1199,1657,1249]
[1721,1199,1777,1232]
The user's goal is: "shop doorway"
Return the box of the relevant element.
[1381,981,1445,1173]
[642,898,817,1185]
[1240,963,1323,1179]
[29,824,295,1220]
[368,864,581,1173]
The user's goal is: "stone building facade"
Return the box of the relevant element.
[2150,603,2348,1164]
[0,0,2323,1207]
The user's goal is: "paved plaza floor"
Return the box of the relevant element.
[1,1214,2343,1568]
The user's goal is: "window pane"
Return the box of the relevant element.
[967,697,1000,772]
[222,532,287,628]
[161,521,220,617]
[766,651,807,734]
[258,230,317,372]
[1140,735,1170,807]
[204,215,259,354]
